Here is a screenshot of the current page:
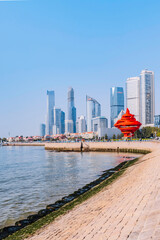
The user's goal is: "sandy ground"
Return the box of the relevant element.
[27,142,160,240]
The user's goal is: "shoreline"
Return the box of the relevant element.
[1,141,160,240]
[44,141,156,152]
[25,141,160,240]
[0,158,131,239]
[2,143,45,147]
[2,157,141,240]
[0,143,152,240]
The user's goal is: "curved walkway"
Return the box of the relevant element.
[27,142,160,240]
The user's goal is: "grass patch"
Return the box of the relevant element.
[3,154,145,240]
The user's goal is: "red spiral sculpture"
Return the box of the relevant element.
[114,108,142,138]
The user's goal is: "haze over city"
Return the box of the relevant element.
[1,0,160,137]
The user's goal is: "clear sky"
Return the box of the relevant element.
[0,0,160,137]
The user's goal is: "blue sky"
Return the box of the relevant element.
[0,0,160,137]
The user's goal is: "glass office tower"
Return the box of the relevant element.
[40,123,46,137]
[61,111,65,134]
[46,90,55,135]
[67,87,76,133]
[86,95,101,132]
[53,107,61,135]
[110,87,124,128]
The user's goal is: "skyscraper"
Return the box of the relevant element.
[154,115,160,128]
[126,77,140,121]
[86,95,101,132]
[76,115,86,133]
[140,70,155,126]
[65,120,73,134]
[40,123,46,137]
[92,116,108,138]
[61,111,65,134]
[110,87,124,128]
[53,107,61,135]
[67,87,76,133]
[46,90,55,135]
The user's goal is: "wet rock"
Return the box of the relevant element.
[72,190,81,197]
[27,214,40,223]
[46,202,63,210]
[81,187,89,193]
[38,209,52,217]
[54,200,65,207]
[77,189,84,194]
[0,226,21,240]
[62,196,75,203]
[15,219,30,227]
[3,226,21,234]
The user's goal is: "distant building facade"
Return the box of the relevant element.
[40,124,46,136]
[110,87,124,128]
[92,116,108,138]
[140,70,155,126]
[154,115,160,128]
[67,87,76,133]
[126,77,140,121]
[46,90,55,135]
[86,95,101,132]
[114,109,125,125]
[76,115,86,133]
[126,70,155,126]
[65,120,73,134]
[61,111,65,134]
[53,107,61,135]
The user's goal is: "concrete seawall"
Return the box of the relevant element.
[45,141,157,153]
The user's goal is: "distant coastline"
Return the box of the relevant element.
[2,143,45,147]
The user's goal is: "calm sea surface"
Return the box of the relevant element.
[0,146,141,228]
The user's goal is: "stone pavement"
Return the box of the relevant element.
[27,143,160,240]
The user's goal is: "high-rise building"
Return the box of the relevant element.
[52,108,66,135]
[65,120,73,134]
[154,115,160,128]
[67,87,76,133]
[110,87,124,128]
[40,123,46,137]
[126,77,140,121]
[86,95,101,132]
[126,70,155,126]
[61,111,65,134]
[46,90,55,135]
[76,115,86,133]
[92,116,108,138]
[140,70,155,126]
[114,110,125,125]
[53,107,61,135]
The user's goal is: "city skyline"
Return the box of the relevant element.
[41,71,155,137]
[1,1,160,137]
[0,70,158,138]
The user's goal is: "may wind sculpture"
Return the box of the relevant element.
[114,108,141,138]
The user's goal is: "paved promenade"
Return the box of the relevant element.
[27,142,160,240]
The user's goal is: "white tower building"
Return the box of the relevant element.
[126,70,155,127]
[126,77,140,121]
[76,115,86,133]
